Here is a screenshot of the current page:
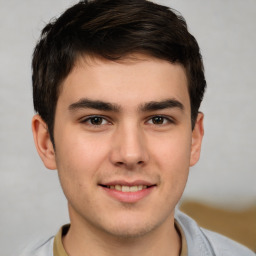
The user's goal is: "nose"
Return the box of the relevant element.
[109,123,149,169]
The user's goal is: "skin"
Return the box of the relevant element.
[32,54,204,256]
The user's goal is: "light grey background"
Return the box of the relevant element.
[1,1,255,255]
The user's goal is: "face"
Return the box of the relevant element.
[33,54,203,239]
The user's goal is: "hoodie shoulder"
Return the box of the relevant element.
[201,228,255,256]
[19,236,54,256]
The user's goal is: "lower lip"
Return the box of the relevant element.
[101,186,155,203]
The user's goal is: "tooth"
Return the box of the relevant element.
[130,186,138,192]
[122,186,130,192]
[110,185,148,192]
[115,185,122,191]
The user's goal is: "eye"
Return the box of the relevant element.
[147,115,173,125]
[81,116,109,126]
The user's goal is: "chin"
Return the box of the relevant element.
[106,225,153,239]
[102,216,161,239]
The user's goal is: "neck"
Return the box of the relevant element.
[62,214,181,256]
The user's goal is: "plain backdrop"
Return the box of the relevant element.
[1,0,256,255]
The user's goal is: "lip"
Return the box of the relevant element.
[99,180,156,203]
[102,180,154,187]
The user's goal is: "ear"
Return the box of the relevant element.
[190,112,204,166]
[32,114,57,170]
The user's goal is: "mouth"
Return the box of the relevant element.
[99,182,156,203]
[100,184,155,192]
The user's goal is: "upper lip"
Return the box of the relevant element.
[100,180,156,187]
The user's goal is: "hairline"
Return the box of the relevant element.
[56,51,191,102]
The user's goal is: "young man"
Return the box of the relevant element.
[23,0,254,255]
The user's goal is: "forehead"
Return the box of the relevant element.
[58,54,190,111]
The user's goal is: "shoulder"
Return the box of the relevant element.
[19,236,54,256]
[175,210,255,256]
[201,228,255,256]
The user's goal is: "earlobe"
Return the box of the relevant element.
[32,114,57,170]
[190,112,204,167]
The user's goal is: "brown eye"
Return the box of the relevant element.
[81,116,109,126]
[147,115,174,125]
[90,117,104,125]
[152,116,165,125]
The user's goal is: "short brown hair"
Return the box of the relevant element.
[32,0,206,143]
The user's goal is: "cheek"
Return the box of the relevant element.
[54,139,101,207]
[150,130,192,168]
[55,128,109,173]
[54,136,104,201]
[149,131,191,192]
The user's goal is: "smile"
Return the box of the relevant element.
[105,185,148,192]
[100,182,156,203]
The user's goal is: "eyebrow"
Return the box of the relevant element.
[69,98,120,112]
[139,99,184,112]
[68,98,184,112]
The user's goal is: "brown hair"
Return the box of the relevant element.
[32,0,206,143]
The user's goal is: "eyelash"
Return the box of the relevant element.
[80,115,110,126]
[80,115,175,126]
[146,115,175,125]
